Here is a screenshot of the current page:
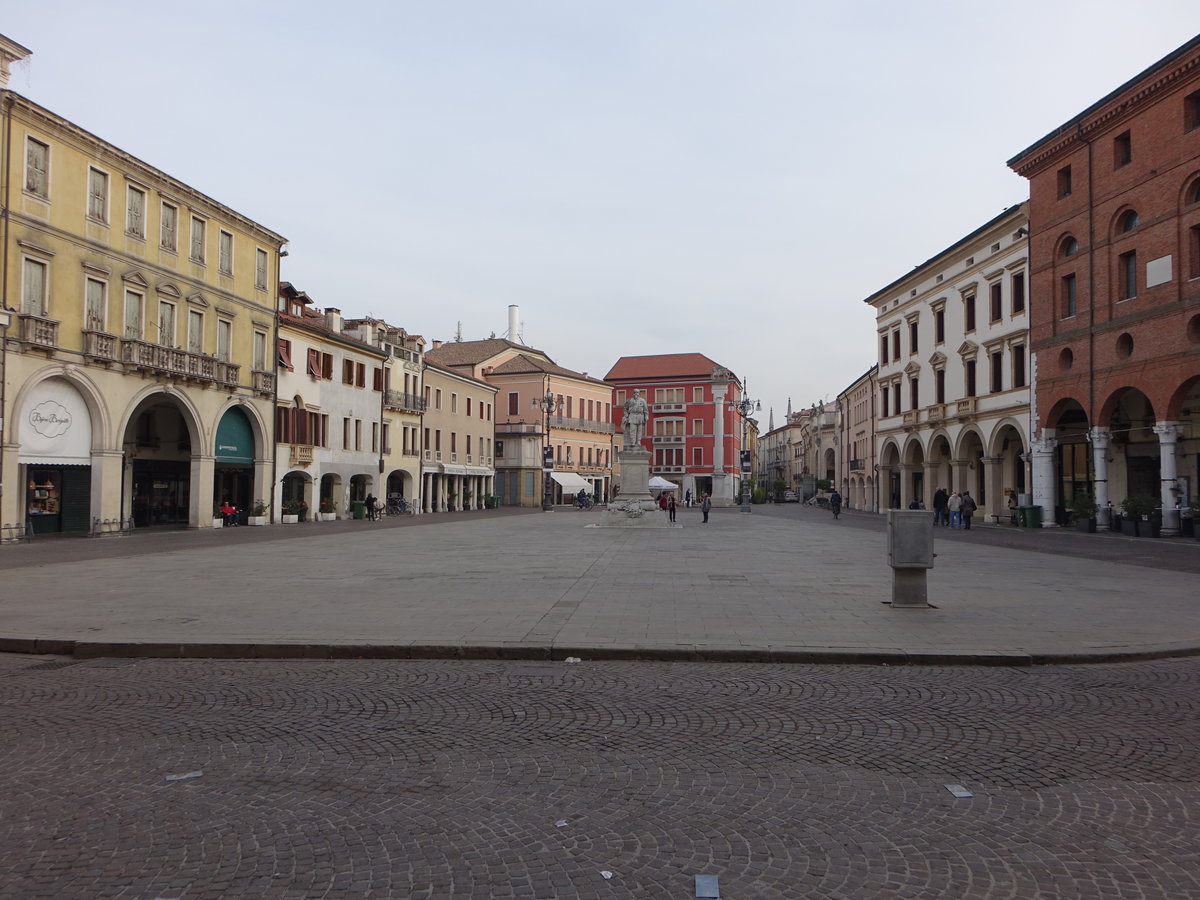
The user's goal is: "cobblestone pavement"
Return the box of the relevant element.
[3,653,1199,899]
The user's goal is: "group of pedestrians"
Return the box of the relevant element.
[657,491,711,523]
[931,487,977,529]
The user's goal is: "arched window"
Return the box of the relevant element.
[1061,236,1079,257]
[1117,210,1140,233]
[1187,178,1200,205]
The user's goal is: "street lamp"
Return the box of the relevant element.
[533,389,562,511]
[730,383,761,513]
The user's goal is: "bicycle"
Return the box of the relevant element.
[575,495,595,510]
[386,497,409,516]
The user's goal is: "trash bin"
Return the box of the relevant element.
[352,500,366,520]
[1019,506,1042,528]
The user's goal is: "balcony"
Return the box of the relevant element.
[653,434,685,444]
[927,403,946,422]
[289,444,313,468]
[956,398,976,416]
[551,414,614,434]
[902,411,918,426]
[849,458,865,471]
[652,402,685,412]
[384,389,427,413]
[83,329,120,364]
[18,313,58,351]
[252,369,275,395]
[122,339,240,388]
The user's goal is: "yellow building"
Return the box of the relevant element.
[0,37,285,534]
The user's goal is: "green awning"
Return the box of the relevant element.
[215,407,254,464]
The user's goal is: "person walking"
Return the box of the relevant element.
[961,491,977,530]
[933,487,948,526]
[365,494,377,521]
[667,493,677,523]
[685,489,692,508]
[947,490,963,529]
[701,493,712,524]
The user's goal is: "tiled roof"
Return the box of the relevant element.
[424,339,548,367]
[487,353,601,382]
[604,353,726,382]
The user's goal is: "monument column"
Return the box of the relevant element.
[1030,430,1058,527]
[1089,426,1112,530]
[1154,422,1183,536]
[711,370,730,505]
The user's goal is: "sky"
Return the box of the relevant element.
[6,1,1200,428]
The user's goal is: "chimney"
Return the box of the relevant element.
[507,305,522,344]
[432,339,443,349]
[324,307,342,333]
[0,35,32,90]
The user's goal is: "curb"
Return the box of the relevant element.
[5,637,1200,667]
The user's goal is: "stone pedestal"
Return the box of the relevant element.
[598,447,676,528]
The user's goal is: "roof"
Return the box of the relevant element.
[1007,33,1200,169]
[425,338,550,367]
[487,353,603,383]
[423,359,496,391]
[604,353,727,382]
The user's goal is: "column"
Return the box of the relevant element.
[980,456,1003,520]
[711,381,728,504]
[1154,422,1183,536]
[950,458,970,496]
[190,453,216,529]
[1030,433,1058,527]
[897,464,914,509]
[1089,427,1112,530]
[923,462,939,508]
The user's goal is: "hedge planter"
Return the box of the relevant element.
[282,514,299,524]
[1138,517,1160,539]
[247,516,267,526]
[212,518,225,529]
[1075,517,1097,533]
[1120,518,1138,537]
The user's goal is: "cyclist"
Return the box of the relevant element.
[829,489,842,520]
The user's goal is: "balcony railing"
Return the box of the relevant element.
[252,369,275,395]
[289,444,313,468]
[653,434,685,444]
[384,389,427,413]
[19,313,58,350]
[849,458,865,471]
[927,403,946,422]
[550,414,614,434]
[902,411,918,426]
[83,329,120,363]
[122,339,240,387]
[956,398,976,416]
[651,402,685,412]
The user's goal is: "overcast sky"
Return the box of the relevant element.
[7,2,1199,427]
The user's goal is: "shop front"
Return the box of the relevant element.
[214,407,255,521]
[18,378,93,535]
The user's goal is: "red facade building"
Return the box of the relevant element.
[1008,35,1200,533]
[604,353,746,505]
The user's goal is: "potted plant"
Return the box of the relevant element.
[318,498,336,522]
[247,500,268,526]
[281,499,301,524]
[212,504,225,529]
[1119,495,1157,537]
[462,487,473,508]
[1069,492,1098,533]
[448,491,458,511]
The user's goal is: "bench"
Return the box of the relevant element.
[988,513,1018,526]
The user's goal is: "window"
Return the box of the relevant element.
[1190,224,1200,280]
[190,216,206,262]
[990,351,1003,393]
[964,295,976,332]
[935,368,946,404]
[372,423,379,454]
[1011,272,1025,314]
[253,330,266,371]
[891,330,900,359]
[217,319,231,362]
[990,282,1002,322]
[693,447,703,466]
[693,418,703,435]
[434,429,441,452]
[218,230,233,275]
[693,386,704,402]
[355,420,362,452]
[277,338,293,370]
[124,289,143,339]
[1057,165,1072,198]
[373,368,383,392]
[87,167,108,222]
[85,277,106,330]
[1118,210,1140,233]
[307,348,321,377]
[881,387,890,417]
[255,248,268,289]
[654,388,684,403]
[1119,251,1137,300]
[343,418,352,450]
[451,393,458,414]
[435,388,442,408]
[508,392,518,416]
[965,359,977,397]
[158,301,176,346]
[161,203,177,251]
[1013,345,1026,388]
[1061,274,1077,318]
[1187,89,1200,131]
[880,334,889,365]
[22,258,47,315]
[26,137,49,199]
[909,321,918,354]
[1062,236,1079,257]
[934,308,945,344]
[126,186,146,237]
[1113,131,1132,168]
[909,377,919,410]
[321,353,333,379]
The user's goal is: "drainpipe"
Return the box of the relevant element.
[1078,123,1096,429]
[0,93,12,524]
[269,245,284,521]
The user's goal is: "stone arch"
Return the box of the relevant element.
[9,363,111,450]
[879,439,902,467]
[1042,395,1089,433]
[1179,171,1200,208]
[1056,232,1081,258]
[1166,374,1200,421]
[1110,205,1141,237]
[119,383,205,452]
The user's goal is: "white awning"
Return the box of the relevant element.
[649,476,679,491]
[550,471,591,493]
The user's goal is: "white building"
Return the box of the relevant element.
[865,203,1031,520]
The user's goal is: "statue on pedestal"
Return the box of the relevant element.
[622,389,648,449]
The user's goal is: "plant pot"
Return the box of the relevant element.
[1137,518,1160,538]
[1075,517,1096,533]
[1120,518,1138,537]
[282,514,299,524]
[319,512,336,522]
[247,516,267,526]
[212,518,225,529]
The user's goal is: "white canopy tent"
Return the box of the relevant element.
[648,476,679,492]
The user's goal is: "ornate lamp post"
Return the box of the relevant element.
[533,388,562,511]
[730,383,761,513]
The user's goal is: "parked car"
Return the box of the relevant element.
[782,491,799,503]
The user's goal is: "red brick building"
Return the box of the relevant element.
[604,354,747,505]
[1008,35,1200,533]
